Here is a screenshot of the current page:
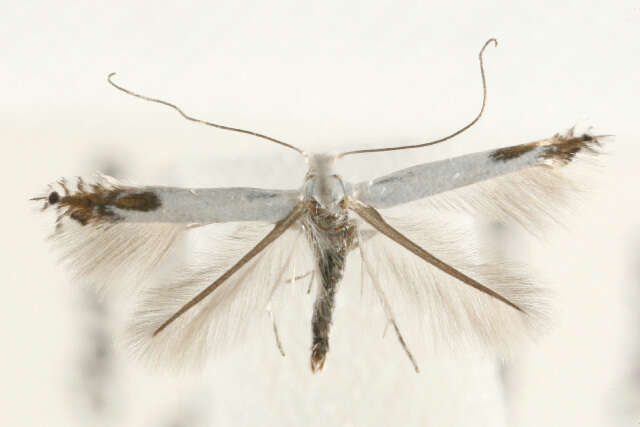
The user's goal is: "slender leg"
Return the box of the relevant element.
[281,270,316,294]
[265,233,307,357]
[266,292,286,357]
[306,271,315,294]
[285,270,313,284]
[358,235,420,373]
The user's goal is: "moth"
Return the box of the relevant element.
[34,39,602,373]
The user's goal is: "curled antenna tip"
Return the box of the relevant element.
[481,38,498,55]
[107,72,117,80]
[338,38,497,158]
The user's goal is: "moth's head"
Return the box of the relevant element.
[302,153,345,211]
[305,153,338,177]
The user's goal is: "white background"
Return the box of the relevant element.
[3,1,639,426]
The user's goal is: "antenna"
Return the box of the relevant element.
[107,73,306,157]
[338,38,497,158]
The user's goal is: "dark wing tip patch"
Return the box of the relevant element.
[33,176,161,226]
[539,131,602,166]
[490,128,603,165]
[490,142,538,162]
[48,191,60,205]
[113,191,161,211]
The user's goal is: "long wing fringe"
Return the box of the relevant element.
[357,213,552,359]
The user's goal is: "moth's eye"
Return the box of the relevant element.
[48,191,60,205]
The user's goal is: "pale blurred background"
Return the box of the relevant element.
[3,1,639,426]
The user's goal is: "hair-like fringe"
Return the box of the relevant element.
[124,223,313,371]
[37,175,186,294]
[358,213,552,360]
[405,142,603,234]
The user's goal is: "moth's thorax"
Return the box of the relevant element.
[302,153,346,214]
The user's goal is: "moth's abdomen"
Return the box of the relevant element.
[310,251,340,373]
[304,202,356,373]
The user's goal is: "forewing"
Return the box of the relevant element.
[354,130,602,231]
[125,220,314,370]
[356,211,550,358]
[34,174,299,294]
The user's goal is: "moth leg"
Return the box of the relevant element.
[266,287,286,357]
[266,229,311,357]
[388,318,418,373]
[349,200,523,313]
[306,271,315,294]
[281,270,316,294]
[266,266,294,357]
[284,270,313,284]
[153,202,309,336]
[347,229,377,297]
[358,237,420,373]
